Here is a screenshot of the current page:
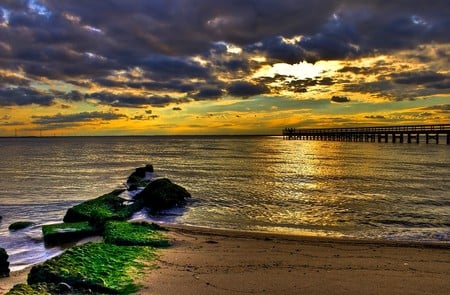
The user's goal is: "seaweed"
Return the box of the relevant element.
[27,242,158,294]
[63,189,143,226]
[103,221,170,247]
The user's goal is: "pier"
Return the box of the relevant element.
[282,124,450,144]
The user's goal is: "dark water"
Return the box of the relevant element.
[0,136,449,270]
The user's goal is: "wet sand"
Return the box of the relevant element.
[140,225,450,295]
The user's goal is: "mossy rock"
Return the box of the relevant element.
[42,222,99,246]
[104,221,170,247]
[27,242,157,294]
[126,165,154,190]
[8,221,34,231]
[63,189,143,226]
[0,247,9,278]
[135,178,191,211]
[6,283,52,295]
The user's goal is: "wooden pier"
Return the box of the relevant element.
[282,124,450,144]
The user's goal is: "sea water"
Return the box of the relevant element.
[0,136,449,270]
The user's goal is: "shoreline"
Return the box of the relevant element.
[2,224,449,294]
[143,224,450,295]
[158,223,450,249]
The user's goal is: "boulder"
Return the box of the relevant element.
[0,247,9,277]
[42,222,99,245]
[63,189,143,227]
[27,242,157,294]
[103,221,170,247]
[126,164,154,189]
[135,178,190,211]
[8,221,34,231]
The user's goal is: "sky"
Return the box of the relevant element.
[0,0,449,136]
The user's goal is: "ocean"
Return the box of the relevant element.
[0,136,449,271]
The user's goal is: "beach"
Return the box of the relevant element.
[141,225,450,295]
[1,224,449,294]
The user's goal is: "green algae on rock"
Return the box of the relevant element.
[104,221,170,247]
[42,222,99,245]
[27,242,158,294]
[8,221,34,231]
[63,189,143,226]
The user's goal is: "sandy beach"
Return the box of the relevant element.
[1,225,449,295]
[140,225,450,295]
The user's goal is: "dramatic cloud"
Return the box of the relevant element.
[32,111,126,126]
[227,81,270,98]
[0,87,54,106]
[0,0,449,135]
[193,87,224,100]
[392,71,447,85]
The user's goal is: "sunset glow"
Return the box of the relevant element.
[0,1,449,136]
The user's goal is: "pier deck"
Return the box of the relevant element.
[282,124,450,144]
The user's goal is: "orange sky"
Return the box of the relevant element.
[0,1,449,136]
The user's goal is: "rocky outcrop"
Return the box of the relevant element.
[0,247,9,277]
[126,164,154,190]
[63,189,142,226]
[135,178,191,211]
[103,221,170,247]
[8,221,34,231]
[42,222,99,246]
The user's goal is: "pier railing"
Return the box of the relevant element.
[282,124,450,144]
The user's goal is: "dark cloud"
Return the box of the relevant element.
[246,36,308,64]
[0,0,449,111]
[227,81,270,98]
[31,111,126,126]
[131,114,159,120]
[142,55,210,80]
[392,71,447,85]
[193,87,224,100]
[0,73,29,87]
[0,87,54,106]
[85,92,184,108]
[173,107,182,111]
[331,95,350,103]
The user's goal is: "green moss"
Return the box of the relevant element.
[6,283,52,295]
[63,189,143,226]
[28,242,157,294]
[8,221,34,231]
[42,222,99,245]
[104,221,170,247]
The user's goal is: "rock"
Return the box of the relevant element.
[126,165,154,189]
[42,222,99,246]
[135,178,191,211]
[63,189,143,227]
[0,247,10,278]
[8,221,34,231]
[57,282,73,293]
[103,221,170,247]
[27,242,157,294]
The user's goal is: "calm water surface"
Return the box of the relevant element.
[0,136,449,270]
